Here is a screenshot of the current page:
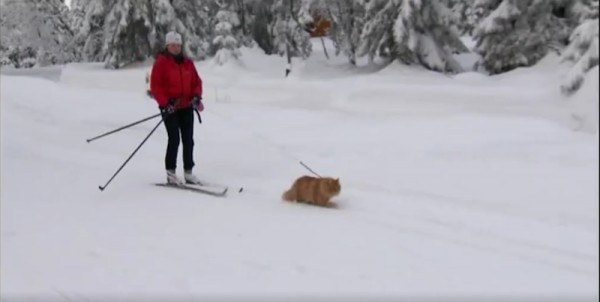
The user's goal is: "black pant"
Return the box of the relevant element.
[161,107,195,171]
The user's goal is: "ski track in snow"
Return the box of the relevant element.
[1,41,598,301]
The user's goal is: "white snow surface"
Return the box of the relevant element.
[1,39,598,301]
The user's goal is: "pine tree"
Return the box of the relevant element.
[231,0,257,47]
[69,0,87,33]
[527,0,573,54]
[324,0,365,65]
[71,0,118,63]
[567,0,599,23]
[473,0,527,74]
[212,0,242,66]
[270,0,312,76]
[357,0,400,63]
[70,0,212,68]
[100,0,155,69]
[0,0,78,68]
[168,0,212,60]
[394,0,469,73]
[472,0,594,75]
[474,0,568,74]
[441,0,477,35]
[249,0,277,54]
[472,0,502,30]
[271,0,312,58]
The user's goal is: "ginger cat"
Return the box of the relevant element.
[282,175,341,207]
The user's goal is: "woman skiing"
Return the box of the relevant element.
[149,31,204,185]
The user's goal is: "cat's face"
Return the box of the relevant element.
[326,178,341,194]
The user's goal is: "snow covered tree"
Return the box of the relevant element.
[69,0,87,33]
[271,0,312,58]
[472,0,502,30]
[167,0,212,60]
[560,18,599,94]
[70,0,114,63]
[323,0,365,65]
[473,0,524,74]
[271,0,313,76]
[441,0,477,35]
[70,0,212,68]
[212,0,242,66]
[0,0,78,68]
[473,0,574,74]
[100,0,156,69]
[393,0,469,73]
[357,0,400,63]
[355,0,469,72]
[249,0,276,54]
[527,0,573,53]
[230,0,258,47]
[566,0,599,24]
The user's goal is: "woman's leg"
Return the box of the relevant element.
[179,107,195,172]
[162,111,181,172]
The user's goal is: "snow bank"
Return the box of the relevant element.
[0,64,64,82]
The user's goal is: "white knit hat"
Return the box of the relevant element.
[165,31,182,45]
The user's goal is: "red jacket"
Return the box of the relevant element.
[150,51,203,108]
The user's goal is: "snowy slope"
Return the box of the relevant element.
[1,40,598,301]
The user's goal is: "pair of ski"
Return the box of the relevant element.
[155,180,243,197]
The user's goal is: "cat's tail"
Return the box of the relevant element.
[282,189,296,201]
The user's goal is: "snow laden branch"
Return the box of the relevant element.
[560,18,599,95]
[393,0,469,73]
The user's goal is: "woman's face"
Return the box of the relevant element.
[167,43,182,55]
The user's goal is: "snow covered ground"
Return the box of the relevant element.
[1,39,598,301]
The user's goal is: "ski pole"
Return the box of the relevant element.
[86,112,162,143]
[98,117,164,191]
[194,108,202,124]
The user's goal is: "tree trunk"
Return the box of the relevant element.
[320,37,330,59]
[285,41,292,77]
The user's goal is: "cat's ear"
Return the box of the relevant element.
[335,178,339,182]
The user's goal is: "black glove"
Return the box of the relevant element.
[192,95,201,108]
[192,95,203,111]
[161,98,177,115]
